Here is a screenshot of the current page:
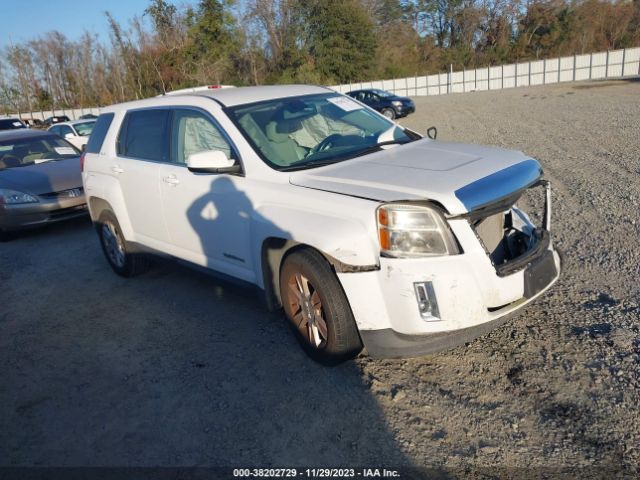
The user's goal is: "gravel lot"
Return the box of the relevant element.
[1,79,639,475]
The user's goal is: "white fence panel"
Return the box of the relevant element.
[516,61,531,86]
[608,49,624,77]
[530,60,544,86]
[574,54,591,81]
[623,47,640,76]
[463,69,476,92]
[451,71,464,93]
[544,58,558,84]
[591,52,607,79]
[503,64,516,88]
[439,73,449,94]
[475,67,488,91]
[406,77,417,96]
[559,56,574,82]
[424,74,437,95]
[416,75,427,96]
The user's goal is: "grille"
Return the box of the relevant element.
[41,187,84,199]
[48,205,87,220]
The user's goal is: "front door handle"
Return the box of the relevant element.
[111,165,124,174]
[163,175,180,186]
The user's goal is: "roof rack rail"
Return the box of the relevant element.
[159,85,236,97]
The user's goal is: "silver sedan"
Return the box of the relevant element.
[0,129,87,239]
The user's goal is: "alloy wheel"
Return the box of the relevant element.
[286,272,328,348]
[102,222,125,268]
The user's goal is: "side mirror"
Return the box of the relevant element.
[81,144,87,153]
[426,126,438,140]
[187,150,241,174]
[64,132,75,140]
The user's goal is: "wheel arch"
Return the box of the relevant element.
[87,194,134,241]
[260,237,379,311]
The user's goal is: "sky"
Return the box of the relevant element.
[0,0,188,49]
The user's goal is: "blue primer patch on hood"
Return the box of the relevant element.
[455,159,543,212]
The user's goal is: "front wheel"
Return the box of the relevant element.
[381,108,396,119]
[97,210,149,277]
[280,248,362,365]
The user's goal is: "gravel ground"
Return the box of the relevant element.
[1,79,639,476]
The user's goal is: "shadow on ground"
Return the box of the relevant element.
[0,217,412,467]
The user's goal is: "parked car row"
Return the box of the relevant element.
[0,113,99,131]
[48,119,96,150]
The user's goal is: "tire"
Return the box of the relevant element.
[279,247,363,365]
[381,108,396,120]
[96,210,149,277]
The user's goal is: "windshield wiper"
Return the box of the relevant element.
[279,159,340,172]
[280,140,411,172]
[350,139,410,158]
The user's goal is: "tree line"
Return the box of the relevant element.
[1,0,639,113]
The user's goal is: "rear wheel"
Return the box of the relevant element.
[280,248,362,365]
[97,210,149,277]
[381,108,395,119]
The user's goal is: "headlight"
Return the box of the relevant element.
[377,203,459,257]
[0,188,39,205]
[391,100,402,107]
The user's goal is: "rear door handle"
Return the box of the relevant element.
[111,165,124,174]
[163,175,180,186]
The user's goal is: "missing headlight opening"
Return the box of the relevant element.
[471,182,549,271]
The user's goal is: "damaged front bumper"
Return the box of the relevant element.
[338,179,560,359]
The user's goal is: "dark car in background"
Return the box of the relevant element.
[22,118,44,129]
[43,115,71,127]
[346,89,415,120]
[0,129,86,239]
[0,118,28,131]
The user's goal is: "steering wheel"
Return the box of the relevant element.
[312,134,343,154]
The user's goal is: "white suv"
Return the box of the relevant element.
[82,85,560,364]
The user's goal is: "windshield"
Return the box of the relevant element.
[74,121,96,136]
[0,119,26,130]
[227,93,415,171]
[0,135,80,170]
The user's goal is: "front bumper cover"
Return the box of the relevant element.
[360,247,560,358]
[0,195,87,231]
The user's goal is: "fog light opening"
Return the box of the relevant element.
[413,281,440,321]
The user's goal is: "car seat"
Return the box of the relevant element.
[265,120,306,166]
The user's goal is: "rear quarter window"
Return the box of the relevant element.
[86,113,115,154]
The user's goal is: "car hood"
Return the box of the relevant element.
[289,139,542,215]
[0,157,82,195]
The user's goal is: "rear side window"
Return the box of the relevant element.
[86,113,114,154]
[119,109,170,161]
